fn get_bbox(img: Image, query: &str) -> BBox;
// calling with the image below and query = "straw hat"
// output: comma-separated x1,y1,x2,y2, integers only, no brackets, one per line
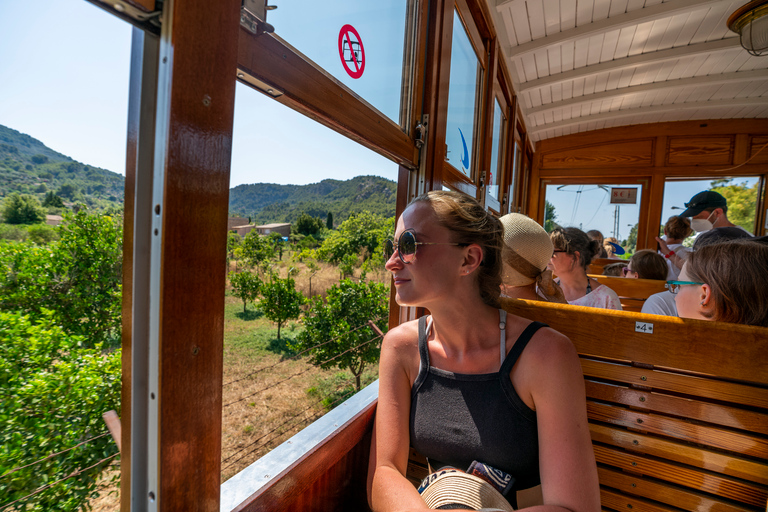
419,470,514,511
499,214,553,287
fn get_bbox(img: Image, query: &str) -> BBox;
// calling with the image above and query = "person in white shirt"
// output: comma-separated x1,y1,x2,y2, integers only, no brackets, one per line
657,216,692,280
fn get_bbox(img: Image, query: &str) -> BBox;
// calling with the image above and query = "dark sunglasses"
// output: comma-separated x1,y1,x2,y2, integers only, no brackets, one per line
384,230,468,264
622,267,634,276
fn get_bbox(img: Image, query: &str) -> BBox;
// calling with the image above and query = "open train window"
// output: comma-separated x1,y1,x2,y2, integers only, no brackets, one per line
543,183,644,255
661,177,762,237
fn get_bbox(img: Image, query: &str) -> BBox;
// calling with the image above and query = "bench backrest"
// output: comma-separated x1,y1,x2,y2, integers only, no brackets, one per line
588,257,624,275
502,298,768,512
588,274,668,312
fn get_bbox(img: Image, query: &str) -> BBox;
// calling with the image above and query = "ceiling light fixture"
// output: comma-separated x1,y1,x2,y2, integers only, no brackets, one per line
727,0,768,56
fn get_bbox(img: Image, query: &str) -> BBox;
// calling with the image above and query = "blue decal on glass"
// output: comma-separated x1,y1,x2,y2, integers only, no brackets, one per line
458,128,469,170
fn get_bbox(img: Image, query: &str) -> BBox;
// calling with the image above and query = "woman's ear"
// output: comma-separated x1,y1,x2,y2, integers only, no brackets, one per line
460,243,484,275
700,283,713,310
572,250,581,270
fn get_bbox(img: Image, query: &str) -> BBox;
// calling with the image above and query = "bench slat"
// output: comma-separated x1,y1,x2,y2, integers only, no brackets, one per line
501,298,768,385
593,445,768,506
588,402,768,459
589,275,668,298
585,380,768,435
590,424,768,486
581,359,768,409
601,488,701,512
597,467,757,512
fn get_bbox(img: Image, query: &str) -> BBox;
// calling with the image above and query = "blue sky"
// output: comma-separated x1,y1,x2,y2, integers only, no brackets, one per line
0,0,398,187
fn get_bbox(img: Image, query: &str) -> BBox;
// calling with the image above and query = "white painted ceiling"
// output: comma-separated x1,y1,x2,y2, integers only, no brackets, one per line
487,0,768,144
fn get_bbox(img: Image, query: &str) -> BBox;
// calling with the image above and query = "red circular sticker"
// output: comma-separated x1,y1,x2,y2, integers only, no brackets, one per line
338,24,365,79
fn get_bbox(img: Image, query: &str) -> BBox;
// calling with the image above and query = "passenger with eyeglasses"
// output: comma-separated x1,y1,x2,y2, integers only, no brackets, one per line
547,227,622,310
368,190,600,511
622,250,667,281
673,241,768,326
642,227,762,320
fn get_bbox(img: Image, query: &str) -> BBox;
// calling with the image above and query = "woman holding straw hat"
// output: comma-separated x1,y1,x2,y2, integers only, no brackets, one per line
367,191,599,511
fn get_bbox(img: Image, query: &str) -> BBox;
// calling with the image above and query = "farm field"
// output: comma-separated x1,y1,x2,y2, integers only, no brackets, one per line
87,259,386,511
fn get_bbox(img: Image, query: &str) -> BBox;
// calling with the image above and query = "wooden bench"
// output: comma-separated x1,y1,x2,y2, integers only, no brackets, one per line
588,257,625,276
502,298,768,512
227,303,768,512
589,274,668,312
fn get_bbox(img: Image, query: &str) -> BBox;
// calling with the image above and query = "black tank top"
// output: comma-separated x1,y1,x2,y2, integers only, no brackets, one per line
409,312,547,495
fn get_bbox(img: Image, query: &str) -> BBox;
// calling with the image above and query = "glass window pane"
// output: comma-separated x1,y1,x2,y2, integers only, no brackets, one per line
544,184,643,254
445,10,482,178
661,177,759,237
268,0,413,125
487,99,504,200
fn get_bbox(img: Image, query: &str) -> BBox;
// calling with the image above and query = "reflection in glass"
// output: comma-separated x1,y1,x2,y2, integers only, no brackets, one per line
487,99,504,200
267,0,414,125
445,10,482,178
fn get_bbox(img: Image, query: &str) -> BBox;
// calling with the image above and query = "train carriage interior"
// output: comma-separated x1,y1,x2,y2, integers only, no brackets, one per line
5,0,768,510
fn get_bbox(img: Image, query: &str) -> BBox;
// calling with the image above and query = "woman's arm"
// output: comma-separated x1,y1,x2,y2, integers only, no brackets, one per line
367,324,430,512
521,329,601,512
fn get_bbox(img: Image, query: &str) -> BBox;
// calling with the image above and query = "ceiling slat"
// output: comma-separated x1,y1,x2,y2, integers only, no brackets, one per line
529,70,768,117
504,0,723,58
528,97,768,135
516,38,739,93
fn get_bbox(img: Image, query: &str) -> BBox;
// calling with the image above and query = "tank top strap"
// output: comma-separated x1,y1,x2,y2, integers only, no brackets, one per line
499,321,548,374
413,315,431,394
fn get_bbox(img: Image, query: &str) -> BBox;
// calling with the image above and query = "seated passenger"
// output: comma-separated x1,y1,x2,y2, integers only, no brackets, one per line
622,250,667,281
673,240,768,327
499,213,566,303
549,228,622,310
586,229,608,260
658,216,693,279
369,191,600,511
643,226,754,317
603,237,624,259
657,226,752,272
602,261,627,277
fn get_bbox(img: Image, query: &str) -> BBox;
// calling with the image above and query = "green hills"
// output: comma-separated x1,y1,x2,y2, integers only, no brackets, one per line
229,175,396,225
0,124,396,223
0,124,125,210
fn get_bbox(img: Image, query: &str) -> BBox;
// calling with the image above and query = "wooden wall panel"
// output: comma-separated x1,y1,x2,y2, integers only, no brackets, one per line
666,136,733,166
541,140,653,169
749,136,768,164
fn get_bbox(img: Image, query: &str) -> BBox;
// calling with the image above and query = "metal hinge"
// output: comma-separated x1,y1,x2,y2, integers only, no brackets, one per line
241,0,276,35
414,115,428,150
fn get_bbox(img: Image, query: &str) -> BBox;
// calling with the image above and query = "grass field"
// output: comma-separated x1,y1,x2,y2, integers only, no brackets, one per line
88,257,386,510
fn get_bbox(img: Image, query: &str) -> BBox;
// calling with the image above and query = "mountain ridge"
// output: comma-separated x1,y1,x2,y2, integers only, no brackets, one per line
0,124,396,221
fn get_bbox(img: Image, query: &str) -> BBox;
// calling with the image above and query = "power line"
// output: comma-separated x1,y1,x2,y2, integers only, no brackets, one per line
0,452,119,511
223,334,382,408
0,431,111,480
222,318,382,388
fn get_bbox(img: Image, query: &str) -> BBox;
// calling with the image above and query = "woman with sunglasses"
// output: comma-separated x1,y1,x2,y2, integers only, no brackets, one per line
673,241,768,326
368,191,600,511
547,227,622,310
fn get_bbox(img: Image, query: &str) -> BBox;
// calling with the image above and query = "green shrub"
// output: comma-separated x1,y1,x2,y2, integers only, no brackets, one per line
0,310,121,511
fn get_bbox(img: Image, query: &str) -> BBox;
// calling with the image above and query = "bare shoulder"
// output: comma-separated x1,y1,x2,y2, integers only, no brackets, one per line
381,320,419,368
521,324,580,375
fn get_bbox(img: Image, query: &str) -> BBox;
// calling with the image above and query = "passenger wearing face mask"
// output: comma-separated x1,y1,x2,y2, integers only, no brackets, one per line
656,190,752,271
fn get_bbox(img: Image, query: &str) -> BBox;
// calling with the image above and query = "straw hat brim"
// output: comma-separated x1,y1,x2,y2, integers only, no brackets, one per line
420,471,515,511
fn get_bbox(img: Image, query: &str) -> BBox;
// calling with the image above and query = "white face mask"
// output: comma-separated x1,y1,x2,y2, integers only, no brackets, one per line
690,211,715,233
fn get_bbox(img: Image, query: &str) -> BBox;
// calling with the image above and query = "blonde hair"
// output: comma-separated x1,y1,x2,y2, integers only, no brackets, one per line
410,191,503,307
685,241,768,327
